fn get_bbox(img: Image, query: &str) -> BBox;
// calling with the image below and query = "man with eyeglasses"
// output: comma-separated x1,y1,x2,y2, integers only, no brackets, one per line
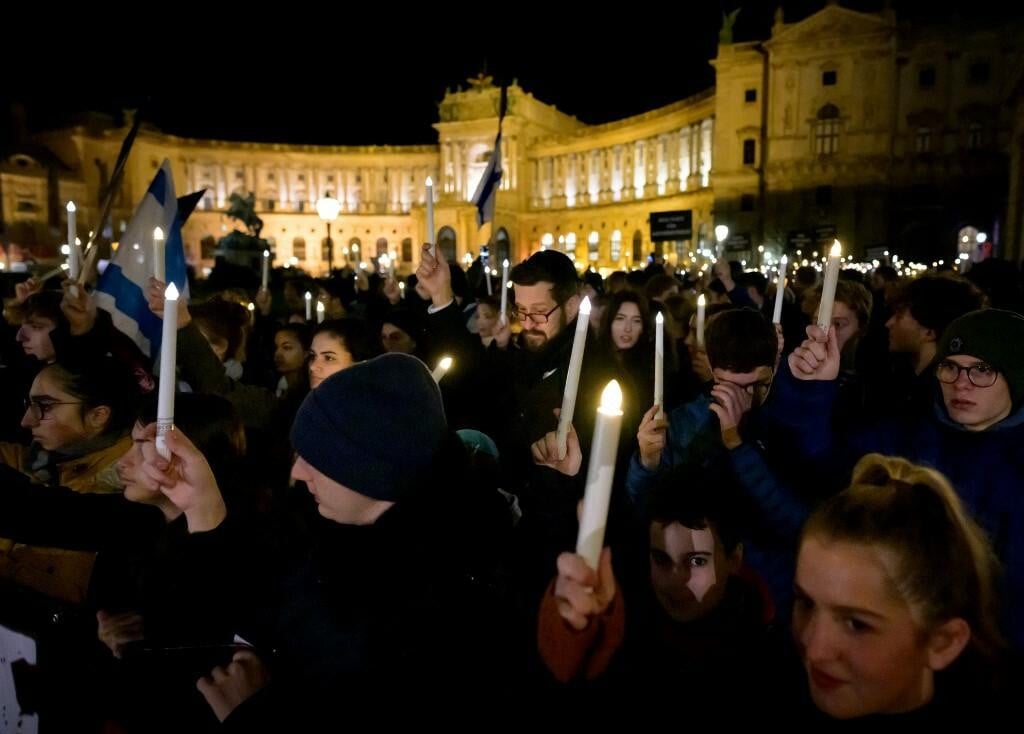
784,308,1024,649
626,308,806,614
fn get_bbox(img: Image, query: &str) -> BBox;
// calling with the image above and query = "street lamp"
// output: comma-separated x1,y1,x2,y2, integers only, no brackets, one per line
316,191,341,273
714,224,729,261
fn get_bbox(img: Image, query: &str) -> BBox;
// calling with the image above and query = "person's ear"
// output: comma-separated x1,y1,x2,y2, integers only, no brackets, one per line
926,618,971,672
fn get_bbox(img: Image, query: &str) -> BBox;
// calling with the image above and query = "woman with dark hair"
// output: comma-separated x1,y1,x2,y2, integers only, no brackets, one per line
308,318,376,389
0,356,138,603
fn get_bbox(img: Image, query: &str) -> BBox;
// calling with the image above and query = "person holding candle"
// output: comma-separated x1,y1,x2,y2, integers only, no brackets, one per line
781,308,1024,649
536,466,789,707
145,354,516,724
628,308,808,614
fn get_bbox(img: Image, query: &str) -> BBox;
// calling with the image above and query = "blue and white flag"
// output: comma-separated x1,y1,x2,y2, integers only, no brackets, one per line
95,160,189,358
470,87,508,228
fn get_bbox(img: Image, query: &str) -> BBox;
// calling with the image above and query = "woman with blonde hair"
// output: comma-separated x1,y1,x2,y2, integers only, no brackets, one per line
794,453,1007,721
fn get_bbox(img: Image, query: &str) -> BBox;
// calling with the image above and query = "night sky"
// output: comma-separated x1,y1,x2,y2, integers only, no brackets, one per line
1,1,1015,148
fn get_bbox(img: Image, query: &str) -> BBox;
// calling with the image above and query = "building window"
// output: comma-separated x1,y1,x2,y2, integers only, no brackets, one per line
235,170,244,180
815,105,840,155
566,232,577,255
401,238,413,262
968,61,991,86
816,186,833,207
327,175,334,182
915,127,932,153
541,233,554,250
918,67,936,89
292,237,306,260
632,230,643,264
968,123,984,150
296,201,306,213
610,230,622,262
588,231,600,261
744,88,757,103
297,174,305,182
202,195,214,211
742,139,756,165
740,194,756,212
822,70,837,86
268,173,275,182
264,200,275,211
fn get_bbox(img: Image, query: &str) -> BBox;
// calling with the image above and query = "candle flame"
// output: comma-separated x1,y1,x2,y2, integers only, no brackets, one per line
438,356,453,371
655,312,664,324
425,176,433,187
697,294,706,307
304,291,312,300
599,380,624,413
830,240,842,257
153,227,164,241
66,201,76,213
578,296,592,315
164,283,179,301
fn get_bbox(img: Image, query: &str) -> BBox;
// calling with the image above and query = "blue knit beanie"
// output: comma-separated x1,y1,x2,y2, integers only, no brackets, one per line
290,353,447,501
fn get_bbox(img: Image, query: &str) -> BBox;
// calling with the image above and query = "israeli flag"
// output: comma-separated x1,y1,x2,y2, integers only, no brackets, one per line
95,160,189,357
470,87,507,228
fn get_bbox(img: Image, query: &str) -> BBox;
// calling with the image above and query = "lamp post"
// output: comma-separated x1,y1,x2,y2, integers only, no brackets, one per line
316,191,341,274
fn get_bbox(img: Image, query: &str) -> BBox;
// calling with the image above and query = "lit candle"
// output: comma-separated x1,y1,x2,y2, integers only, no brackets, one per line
304,291,312,321
399,281,406,299
261,249,270,291
66,202,78,279
499,258,510,324
576,380,624,572
772,255,788,324
696,293,706,347
556,296,592,460
152,226,165,282
654,312,664,420
316,300,325,324
432,355,453,383
425,176,435,259
817,241,842,335
156,283,180,461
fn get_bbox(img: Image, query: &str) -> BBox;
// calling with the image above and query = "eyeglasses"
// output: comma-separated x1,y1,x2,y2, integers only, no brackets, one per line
512,303,562,325
23,398,83,421
935,360,999,388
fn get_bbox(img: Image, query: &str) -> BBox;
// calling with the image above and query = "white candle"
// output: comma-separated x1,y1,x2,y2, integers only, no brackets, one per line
66,202,78,279
655,312,664,420
156,283,180,461
817,241,843,334
399,281,406,299
316,300,325,324
262,249,270,291
556,295,592,460
696,293,706,347
576,380,624,572
152,226,165,282
304,291,312,321
432,355,453,383
425,176,435,259
772,255,788,325
499,258,510,324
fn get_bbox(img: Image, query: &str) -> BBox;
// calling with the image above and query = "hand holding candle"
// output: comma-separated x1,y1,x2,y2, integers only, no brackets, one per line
556,296,592,460
576,380,624,572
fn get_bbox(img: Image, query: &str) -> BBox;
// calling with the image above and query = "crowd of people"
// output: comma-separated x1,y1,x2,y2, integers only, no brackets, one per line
1,242,1022,729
